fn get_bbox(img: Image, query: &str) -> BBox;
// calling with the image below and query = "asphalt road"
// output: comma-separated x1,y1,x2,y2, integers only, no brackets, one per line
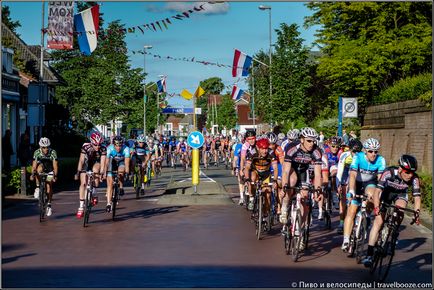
2,165,432,288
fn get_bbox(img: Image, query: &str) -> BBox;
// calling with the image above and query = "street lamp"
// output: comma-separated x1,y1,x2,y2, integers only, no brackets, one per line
259,5,272,125
143,45,152,137
157,74,165,136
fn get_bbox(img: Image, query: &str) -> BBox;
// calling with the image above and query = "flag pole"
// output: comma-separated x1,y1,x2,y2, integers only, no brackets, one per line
193,95,197,131
252,62,256,129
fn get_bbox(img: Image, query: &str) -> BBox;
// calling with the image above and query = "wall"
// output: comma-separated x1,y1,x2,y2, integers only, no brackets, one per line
361,99,432,173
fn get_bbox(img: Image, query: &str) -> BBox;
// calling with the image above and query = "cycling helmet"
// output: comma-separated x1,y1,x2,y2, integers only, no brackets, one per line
267,132,277,144
256,138,270,149
300,127,318,139
330,136,341,146
363,138,380,150
179,137,184,142
398,154,418,172
245,130,256,138
39,137,51,147
349,138,363,152
137,134,146,143
155,140,160,146
90,132,103,146
286,129,298,141
278,133,285,140
148,138,154,144
113,136,124,146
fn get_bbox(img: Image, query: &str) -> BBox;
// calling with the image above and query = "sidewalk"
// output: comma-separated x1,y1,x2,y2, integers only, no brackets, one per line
157,179,234,206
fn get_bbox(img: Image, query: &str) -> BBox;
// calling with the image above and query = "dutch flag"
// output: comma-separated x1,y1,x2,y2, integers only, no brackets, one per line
157,78,167,93
232,49,252,78
74,5,100,56
231,86,244,101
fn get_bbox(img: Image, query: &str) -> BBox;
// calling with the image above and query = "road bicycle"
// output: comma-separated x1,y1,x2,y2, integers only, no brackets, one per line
322,186,333,230
36,172,53,222
283,185,314,262
250,179,274,240
133,161,145,199
347,192,370,263
369,202,418,282
107,170,120,221
80,170,97,227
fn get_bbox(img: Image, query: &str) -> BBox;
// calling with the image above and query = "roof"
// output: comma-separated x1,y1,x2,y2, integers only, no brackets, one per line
1,22,63,84
165,116,183,123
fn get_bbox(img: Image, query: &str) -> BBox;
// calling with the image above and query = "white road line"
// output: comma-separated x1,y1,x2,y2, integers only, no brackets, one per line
177,170,216,183
136,199,159,202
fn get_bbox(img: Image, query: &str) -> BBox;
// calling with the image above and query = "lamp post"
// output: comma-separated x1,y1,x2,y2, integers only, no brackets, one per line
143,45,152,136
259,5,272,124
157,74,165,135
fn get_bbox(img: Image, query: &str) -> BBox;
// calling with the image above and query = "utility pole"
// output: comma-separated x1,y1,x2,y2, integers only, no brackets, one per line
143,45,152,136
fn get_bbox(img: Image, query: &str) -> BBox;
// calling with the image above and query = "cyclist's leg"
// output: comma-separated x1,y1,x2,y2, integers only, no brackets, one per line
342,183,363,249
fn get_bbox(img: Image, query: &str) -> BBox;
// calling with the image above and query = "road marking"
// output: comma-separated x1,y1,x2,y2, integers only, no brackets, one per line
136,199,159,202
177,170,216,183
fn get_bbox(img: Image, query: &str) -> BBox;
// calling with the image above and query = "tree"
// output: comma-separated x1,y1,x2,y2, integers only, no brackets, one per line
216,94,237,130
2,6,21,35
197,77,225,131
249,23,312,127
304,2,432,117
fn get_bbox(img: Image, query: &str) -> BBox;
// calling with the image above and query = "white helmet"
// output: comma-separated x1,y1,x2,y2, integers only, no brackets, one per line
288,129,300,141
363,138,380,150
300,127,318,139
148,138,154,144
278,133,285,140
39,137,51,147
179,137,184,142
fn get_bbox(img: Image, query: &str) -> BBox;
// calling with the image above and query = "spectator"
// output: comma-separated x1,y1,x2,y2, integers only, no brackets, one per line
2,129,13,171
18,129,32,166
319,131,325,148
342,129,349,145
349,130,357,139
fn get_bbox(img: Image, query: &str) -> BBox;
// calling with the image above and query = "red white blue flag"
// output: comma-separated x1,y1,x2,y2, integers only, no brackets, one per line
232,49,252,77
157,78,167,93
74,5,99,56
231,86,244,101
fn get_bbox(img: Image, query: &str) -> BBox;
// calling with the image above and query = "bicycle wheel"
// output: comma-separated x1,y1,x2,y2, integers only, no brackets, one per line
290,210,302,262
304,200,312,250
39,183,46,222
112,185,118,221
376,229,396,282
243,185,249,211
83,188,92,227
134,170,140,199
355,215,368,263
256,194,263,240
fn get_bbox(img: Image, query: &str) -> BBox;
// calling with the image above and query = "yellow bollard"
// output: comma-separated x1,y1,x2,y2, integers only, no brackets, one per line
192,149,199,190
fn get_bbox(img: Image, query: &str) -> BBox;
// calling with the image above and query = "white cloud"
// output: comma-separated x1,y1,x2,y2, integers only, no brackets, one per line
165,2,230,15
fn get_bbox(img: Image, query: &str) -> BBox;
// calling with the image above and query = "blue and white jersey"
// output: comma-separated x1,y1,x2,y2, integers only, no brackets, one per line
233,143,243,168
107,144,130,162
350,152,386,182
134,144,148,156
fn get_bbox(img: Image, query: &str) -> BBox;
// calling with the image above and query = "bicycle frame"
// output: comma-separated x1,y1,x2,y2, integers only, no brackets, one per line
81,170,95,227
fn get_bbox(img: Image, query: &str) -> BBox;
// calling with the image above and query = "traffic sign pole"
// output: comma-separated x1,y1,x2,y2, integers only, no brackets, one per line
192,149,199,194
187,131,205,195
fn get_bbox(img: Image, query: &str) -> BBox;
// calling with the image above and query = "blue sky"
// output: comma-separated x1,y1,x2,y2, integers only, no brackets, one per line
4,1,319,108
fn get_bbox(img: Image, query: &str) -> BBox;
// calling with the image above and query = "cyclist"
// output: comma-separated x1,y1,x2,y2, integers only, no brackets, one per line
335,138,363,233
232,135,244,205
267,132,285,215
75,132,107,218
168,136,177,168
240,130,257,206
177,137,189,170
281,127,323,245
276,133,286,147
341,138,386,251
105,136,130,212
30,137,58,217
362,154,421,267
212,135,223,166
202,134,213,169
281,129,300,152
244,137,278,214
133,134,150,195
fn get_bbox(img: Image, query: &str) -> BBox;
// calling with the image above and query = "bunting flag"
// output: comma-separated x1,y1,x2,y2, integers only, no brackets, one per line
194,86,205,98
74,5,100,55
231,86,244,101
232,49,252,77
180,89,193,100
157,78,167,93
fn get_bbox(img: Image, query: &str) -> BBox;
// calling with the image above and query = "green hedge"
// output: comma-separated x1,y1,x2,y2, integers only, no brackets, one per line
408,171,432,214
374,73,432,105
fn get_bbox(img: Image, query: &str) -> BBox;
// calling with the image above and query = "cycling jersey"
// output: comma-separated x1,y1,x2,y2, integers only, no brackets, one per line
80,143,107,169
350,152,386,183
168,140,177,151
178,141,187,153
203,140,212,151
214,139,222,149
336,151,352,186
33,148,58,172
246,150,277,180
241,142,256,158
134,144,148,163
233,143,243,168
377,166,421,203
326,151,340,169
284,143,322,174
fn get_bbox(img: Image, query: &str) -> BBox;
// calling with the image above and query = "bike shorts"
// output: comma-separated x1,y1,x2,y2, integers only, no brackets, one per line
107,159,125,177
380,191,408,204
254,170,271,182
348,180,376,206
295,170,311,187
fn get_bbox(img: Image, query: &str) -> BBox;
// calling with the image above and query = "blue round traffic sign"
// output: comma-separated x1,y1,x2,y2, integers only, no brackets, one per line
187,131,205,149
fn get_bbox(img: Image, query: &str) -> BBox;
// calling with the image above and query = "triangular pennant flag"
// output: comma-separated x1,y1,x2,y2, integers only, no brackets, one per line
194,86,205,98
156,21,163,31
162,20,168,30
138,26,144,34
166,18,172,24
182,12,190,18
180,89,193,100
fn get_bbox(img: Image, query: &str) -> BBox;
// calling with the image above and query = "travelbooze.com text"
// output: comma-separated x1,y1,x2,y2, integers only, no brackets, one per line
293,281,432,289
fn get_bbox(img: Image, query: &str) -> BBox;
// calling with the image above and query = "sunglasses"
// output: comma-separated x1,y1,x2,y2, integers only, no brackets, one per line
41,146,48,149
401,167,414,174
247,138,256,141
367,150,378,154
305,139,315,143
114,143,122,147
331,145,338,148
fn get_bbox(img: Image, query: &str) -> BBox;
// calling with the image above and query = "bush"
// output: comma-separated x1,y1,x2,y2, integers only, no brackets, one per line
408,171,432,213
374,73,432,105
6,167,21,192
